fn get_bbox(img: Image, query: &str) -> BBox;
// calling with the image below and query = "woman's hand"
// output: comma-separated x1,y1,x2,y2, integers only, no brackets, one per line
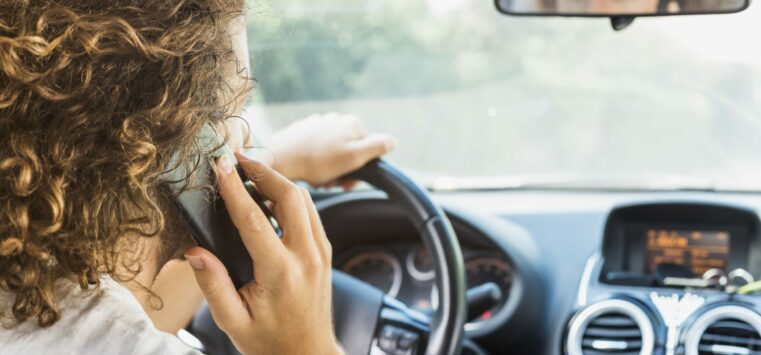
268,113,396,188
184,153,342,355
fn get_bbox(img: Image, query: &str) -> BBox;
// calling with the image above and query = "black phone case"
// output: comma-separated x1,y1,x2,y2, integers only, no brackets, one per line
167,126,278,288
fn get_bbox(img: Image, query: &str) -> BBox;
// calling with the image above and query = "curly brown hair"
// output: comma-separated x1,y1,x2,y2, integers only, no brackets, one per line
0,0,246,327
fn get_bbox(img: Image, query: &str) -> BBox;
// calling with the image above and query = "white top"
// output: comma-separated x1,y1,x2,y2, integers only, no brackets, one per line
0,277,203,355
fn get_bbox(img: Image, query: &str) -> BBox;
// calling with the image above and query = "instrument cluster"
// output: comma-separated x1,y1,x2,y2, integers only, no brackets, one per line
336,242,513,328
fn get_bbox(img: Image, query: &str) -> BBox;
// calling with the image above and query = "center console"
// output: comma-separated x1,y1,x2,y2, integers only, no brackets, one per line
564,201,761,355
601,203,759,289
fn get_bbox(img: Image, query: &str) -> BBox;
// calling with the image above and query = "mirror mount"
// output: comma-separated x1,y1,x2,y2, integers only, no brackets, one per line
610,16,636,31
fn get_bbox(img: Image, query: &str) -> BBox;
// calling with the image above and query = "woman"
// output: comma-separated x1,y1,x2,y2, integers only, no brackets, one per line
0,0,394,353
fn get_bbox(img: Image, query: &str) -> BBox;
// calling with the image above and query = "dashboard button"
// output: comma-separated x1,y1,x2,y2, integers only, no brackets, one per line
377,325,420,355
378,325,401,352
397,332,419,352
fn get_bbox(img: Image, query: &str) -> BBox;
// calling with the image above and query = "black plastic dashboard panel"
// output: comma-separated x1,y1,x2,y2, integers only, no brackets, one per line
315,191,546,355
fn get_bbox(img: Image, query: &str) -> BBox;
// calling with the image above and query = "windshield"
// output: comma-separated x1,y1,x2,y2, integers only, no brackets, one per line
243,0,761,191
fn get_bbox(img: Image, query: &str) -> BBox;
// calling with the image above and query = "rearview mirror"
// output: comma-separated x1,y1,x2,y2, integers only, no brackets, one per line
495,0,749,16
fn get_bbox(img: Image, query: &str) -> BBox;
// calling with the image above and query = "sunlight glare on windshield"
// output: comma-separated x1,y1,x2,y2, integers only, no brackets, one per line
424,0,473,13
655,5,761,64
244,0,761,191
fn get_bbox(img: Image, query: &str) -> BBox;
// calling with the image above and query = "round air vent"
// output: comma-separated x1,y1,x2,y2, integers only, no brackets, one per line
684,305,761,355
566,299,654,355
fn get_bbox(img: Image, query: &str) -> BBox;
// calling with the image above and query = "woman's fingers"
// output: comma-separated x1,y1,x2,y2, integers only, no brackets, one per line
234,153,319,257
215,156,284,264
197,152,339,355
345,132,396,165
185,247,249,334
341,179,359,191
299,188,331,265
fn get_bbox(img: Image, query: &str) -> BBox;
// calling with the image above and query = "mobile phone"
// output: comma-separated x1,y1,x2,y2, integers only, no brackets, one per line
167,124,280,288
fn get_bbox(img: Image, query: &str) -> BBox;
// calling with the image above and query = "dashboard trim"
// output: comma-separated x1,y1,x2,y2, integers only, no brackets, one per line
683,304,761,355
339,248,404,297
405,245,436,282
566,298,655,355
576,252,601,307
650,292,705,355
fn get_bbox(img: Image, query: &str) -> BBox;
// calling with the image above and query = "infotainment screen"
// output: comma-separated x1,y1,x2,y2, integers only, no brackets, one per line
645,228,730,276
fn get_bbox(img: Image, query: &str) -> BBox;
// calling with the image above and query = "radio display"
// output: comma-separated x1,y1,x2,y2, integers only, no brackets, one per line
645,228,730,276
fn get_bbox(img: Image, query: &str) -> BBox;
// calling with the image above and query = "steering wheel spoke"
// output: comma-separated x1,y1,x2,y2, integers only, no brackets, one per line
370,296,431,355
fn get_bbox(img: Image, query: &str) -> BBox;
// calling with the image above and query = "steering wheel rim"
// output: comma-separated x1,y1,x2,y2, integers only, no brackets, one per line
345,160,467,355
189,160,467,355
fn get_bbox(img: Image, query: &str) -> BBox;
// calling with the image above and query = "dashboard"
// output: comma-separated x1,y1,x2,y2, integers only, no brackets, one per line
314,189,761,355
337,242,513,325
316,192,545,353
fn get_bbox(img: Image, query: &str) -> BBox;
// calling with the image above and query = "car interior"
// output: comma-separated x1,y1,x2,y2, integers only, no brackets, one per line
180,0,761,354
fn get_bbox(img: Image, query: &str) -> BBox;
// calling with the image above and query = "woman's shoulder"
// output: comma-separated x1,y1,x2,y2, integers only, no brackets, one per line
0,276,203,355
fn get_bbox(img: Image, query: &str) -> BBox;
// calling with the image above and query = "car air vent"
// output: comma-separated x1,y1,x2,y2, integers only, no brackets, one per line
685,305,761,355
582,312,642,354
566,299,654,355
699,319,761,354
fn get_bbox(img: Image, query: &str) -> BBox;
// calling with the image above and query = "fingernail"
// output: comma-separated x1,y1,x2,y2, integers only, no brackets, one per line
234,151,248,160
185,255,205,270
235,151,263,165
217,155,234,175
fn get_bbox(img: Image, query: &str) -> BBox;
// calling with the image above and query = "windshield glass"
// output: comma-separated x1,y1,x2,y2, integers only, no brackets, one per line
243,0,761,191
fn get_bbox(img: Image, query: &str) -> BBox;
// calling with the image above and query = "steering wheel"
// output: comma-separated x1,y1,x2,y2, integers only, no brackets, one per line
189,160,468,355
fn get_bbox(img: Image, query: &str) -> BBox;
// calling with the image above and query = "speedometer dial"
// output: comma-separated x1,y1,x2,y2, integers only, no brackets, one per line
406,244,435,281
465,256,512,322
340,250,402,297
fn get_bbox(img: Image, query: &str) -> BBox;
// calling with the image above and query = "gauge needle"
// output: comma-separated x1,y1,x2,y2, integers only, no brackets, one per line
466,282,502,321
